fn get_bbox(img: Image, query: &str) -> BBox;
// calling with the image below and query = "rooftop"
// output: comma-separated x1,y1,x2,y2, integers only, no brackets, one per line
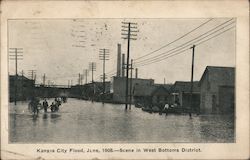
199,66,235,86
171,81,200,93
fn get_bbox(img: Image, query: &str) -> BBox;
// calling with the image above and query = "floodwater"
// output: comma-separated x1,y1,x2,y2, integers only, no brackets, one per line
9,98,234,143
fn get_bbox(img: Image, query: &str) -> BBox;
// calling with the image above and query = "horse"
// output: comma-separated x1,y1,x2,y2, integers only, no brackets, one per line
28,99,40,115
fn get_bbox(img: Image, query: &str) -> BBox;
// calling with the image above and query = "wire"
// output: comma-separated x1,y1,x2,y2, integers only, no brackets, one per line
135,18,234,65
134,19,235,66
133,18,213,61
135,25,235,67
135,22,235,67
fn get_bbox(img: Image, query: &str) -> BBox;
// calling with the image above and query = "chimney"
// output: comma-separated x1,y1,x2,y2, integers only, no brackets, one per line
135,68,138,79
122,53,125,77
116,43,121,77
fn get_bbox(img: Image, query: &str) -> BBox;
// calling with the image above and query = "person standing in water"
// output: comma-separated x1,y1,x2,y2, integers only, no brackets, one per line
43,99,48,113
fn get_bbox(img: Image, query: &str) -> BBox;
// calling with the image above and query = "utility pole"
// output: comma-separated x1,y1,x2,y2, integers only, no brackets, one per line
121,21,138,110
34,74,36,84
89,62,96,99
189,45,195,118
78,73,81,85
129,59,134,109
99,48,109,94
84,69,88,84
81,74,84,85
28,69,36,90
9,48,23,105
21,70,24,100
28,70,36,81
89,62,96,83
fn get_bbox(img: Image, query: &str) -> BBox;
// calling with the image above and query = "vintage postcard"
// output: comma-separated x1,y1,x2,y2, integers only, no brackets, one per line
1,0,249,159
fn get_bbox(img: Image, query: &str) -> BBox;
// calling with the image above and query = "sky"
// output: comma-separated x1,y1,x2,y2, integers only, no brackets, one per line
8,18,235,85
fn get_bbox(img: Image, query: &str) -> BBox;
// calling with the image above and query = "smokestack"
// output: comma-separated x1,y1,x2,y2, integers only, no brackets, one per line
135,68,138,79
117,43,121,77
122,53,125,77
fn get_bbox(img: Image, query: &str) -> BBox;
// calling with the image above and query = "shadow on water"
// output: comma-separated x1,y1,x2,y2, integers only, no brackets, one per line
42,113,48,120
32,114,39,121
50,113,61,123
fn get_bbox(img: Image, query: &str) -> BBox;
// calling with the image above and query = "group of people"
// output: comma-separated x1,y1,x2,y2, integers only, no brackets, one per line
29,97,66,115
49,98,62,112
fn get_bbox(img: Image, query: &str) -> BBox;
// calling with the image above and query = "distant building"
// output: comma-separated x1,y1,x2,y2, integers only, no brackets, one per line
133,84,156,106
9,75,35,101
133,84,171,107
170,81,200,112
111,76,154,103
151,85,171,105
70,82,111,100
199,66,235,114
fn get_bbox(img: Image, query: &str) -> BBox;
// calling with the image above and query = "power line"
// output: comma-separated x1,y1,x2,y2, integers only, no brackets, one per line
134,19,235,66
135,18,234,65
133,18,213,61
135,25,235,67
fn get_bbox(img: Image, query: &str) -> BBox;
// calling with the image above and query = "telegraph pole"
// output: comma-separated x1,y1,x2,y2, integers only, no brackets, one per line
78,73,81,85
34,74,36,84
189,45,195,118
21,70,24,100
99,48,109,94
28,70,36,81
9,48,23,105
121,22,138,110
89,62,96,99
89,62,96,83
84,69,88,84
129,59,134,109
81,74,84,85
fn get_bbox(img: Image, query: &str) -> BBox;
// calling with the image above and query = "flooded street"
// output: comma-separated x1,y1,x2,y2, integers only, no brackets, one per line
9,98,234,143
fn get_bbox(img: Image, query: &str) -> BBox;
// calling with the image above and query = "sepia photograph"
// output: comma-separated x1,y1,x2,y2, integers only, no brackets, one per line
1,1,249,160
8,18,235,143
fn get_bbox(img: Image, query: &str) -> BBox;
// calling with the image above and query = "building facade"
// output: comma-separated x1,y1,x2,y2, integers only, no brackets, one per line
9,75,35,101
111,76,154,103
170,81,200,112
199,66,235,114
133,84,171,109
